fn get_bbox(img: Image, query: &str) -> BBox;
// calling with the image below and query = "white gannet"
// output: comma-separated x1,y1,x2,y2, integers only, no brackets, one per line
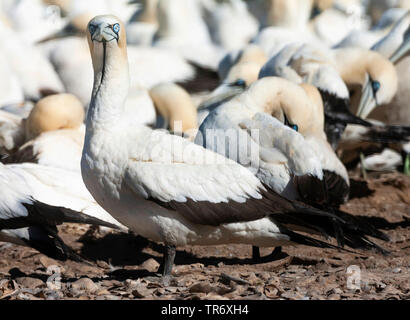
258,43,372,149
149,82,198,139
195,44,268,124
368,0,410,25
3,94,86,172
81,15,388,276
369,14,410,126
0,50,24,107
38,12,195,106
198,77,350,207
334,9,409,50
0,161,126,260
248,0,313,29
0,18,64,101
334,48,398,119
197,76,388,258
259,42,399,120
201,0,258,51
126,0,159,46
153,0,226,70
0,108,27,154
218,44,268,82
4,0,66,44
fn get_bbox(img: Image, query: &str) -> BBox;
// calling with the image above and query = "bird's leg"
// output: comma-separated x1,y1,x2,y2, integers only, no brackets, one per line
158,244,176,277
267,246,282,260
253,246,283,263
252,246,261,262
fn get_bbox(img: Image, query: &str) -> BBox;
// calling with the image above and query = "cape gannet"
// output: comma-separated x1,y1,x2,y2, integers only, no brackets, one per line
81,15,388,276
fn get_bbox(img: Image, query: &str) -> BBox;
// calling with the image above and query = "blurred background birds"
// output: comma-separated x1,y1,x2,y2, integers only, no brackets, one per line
0,0,409,273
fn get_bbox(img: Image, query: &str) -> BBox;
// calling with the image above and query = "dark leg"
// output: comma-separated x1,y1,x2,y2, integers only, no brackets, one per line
252,246,261,262
268,246,282,260
253,246,283,263
158,245,176,277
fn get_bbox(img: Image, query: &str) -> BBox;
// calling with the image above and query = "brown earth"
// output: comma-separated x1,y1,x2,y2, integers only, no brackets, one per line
0,172,409,300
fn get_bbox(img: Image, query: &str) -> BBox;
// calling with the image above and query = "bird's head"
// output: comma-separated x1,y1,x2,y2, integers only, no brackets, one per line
390,25,410,64
357,58,398,119
86,15,128,95
87,15,127,53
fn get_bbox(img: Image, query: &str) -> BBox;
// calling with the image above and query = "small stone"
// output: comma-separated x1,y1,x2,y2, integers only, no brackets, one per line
189,282,213,294
247,273,263,286
39,256,59,269
96,260,110,269
140,258,160,273
125,279,139,289
264,285,279,299
392,268,401,274
96,289,111,296
327,287,343,296
70,278,99,294
362,281,372,293
173,265,191,275
132,284,152,298
15,277,45,289
376,282,387,292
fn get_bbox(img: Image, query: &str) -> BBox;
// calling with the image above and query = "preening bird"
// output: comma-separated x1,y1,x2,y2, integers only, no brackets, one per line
1,94,85,171
81,15,388,277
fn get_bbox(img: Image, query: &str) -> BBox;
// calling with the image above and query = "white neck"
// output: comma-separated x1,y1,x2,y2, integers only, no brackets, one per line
86,44,130,132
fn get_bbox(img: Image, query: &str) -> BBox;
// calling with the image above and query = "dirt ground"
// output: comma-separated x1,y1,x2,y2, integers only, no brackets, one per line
0,172,409,300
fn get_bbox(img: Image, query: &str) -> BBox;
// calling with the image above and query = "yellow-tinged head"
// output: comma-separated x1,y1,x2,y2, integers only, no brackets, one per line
149,83,198,135
86,15,129,97
245,77,324,136
25,93,84,140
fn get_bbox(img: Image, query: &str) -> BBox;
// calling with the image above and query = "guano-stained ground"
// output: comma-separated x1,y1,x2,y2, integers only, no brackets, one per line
0,172,409,300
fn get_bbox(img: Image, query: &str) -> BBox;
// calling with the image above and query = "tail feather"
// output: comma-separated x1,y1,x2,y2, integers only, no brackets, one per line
26,200,120,230
363,125,410,144
18,226,92,263
271,198,389,254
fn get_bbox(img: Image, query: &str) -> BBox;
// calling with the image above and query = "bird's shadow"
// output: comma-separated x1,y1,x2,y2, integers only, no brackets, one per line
348,178,374,199
78,232,286,272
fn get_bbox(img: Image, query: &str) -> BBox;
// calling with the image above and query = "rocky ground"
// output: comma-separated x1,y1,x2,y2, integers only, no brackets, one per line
0,172,409,300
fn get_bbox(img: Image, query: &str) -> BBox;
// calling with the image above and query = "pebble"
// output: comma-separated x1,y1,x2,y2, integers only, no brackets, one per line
189,282,213,294
140,258,160,273
132,284,153,298
392,268,401,274
70,278,99,294
39,256,59,269
15,277,45,289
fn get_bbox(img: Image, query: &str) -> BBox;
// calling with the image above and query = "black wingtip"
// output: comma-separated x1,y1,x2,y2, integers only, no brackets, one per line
29,201,121,230
22,226,92,263
363,124,410,144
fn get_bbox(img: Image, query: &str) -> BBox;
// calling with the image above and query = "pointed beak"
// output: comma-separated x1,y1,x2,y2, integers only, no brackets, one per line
197,82,245,112
389,27,410,64
36,24,78,44
90,25,119,43
356,76,377,119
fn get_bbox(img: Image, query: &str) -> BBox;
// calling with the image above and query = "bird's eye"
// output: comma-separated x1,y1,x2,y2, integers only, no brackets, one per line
112,23,120,34
234,79,246,87
372,80,381,93
284,113,298,131
88,24,96,34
